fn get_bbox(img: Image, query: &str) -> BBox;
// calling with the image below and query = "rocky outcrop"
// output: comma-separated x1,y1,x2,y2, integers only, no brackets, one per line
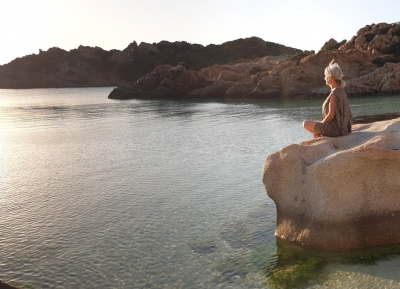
109,22,400,100
262,118,400,251
2,22,400,98
340,22,400,67
321,38,346,50
0,46,120,88
0,37,300,89
109,56,287,99
341,22,400,54
109,63,214,99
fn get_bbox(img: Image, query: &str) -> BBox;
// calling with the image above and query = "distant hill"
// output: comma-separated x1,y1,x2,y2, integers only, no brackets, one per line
0,37,301,88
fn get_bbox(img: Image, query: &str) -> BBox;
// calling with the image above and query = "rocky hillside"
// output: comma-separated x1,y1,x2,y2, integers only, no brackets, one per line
109,22,400,100
0,38,300,88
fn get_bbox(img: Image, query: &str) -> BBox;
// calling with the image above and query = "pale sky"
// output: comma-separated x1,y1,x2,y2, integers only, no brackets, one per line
0,0,399,65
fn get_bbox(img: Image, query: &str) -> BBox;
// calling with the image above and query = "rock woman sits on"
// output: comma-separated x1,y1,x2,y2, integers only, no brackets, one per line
303,60,353,138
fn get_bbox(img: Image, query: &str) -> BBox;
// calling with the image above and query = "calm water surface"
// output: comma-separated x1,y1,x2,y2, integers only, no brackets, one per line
1,88,400,288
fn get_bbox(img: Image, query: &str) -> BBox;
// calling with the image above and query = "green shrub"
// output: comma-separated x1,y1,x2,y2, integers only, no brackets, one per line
287,50,315,64
249,66,263,75
365,33,376,42
372,54,400,67
394,27,400,37
384,42,400,54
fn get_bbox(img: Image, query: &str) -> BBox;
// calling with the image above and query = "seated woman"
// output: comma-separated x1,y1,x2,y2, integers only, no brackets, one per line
303,60,353,138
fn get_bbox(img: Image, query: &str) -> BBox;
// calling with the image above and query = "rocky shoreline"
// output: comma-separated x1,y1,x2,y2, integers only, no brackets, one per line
1,22,399,101
108,22,400,100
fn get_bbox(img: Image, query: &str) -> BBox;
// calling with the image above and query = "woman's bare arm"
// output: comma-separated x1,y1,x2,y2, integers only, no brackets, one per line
322,94,336,123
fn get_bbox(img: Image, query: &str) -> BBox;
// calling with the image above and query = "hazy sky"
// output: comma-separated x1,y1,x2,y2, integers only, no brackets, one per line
1,0,399,65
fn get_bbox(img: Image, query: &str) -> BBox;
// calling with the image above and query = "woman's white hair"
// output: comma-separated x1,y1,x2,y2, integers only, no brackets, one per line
325,59,345,87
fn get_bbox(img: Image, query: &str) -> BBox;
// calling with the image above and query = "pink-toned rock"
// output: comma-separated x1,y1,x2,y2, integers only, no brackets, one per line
217,70,246,82
134,65,174,91
345,63,400,95
367,34,392,52
187,80,235,96
156,64,213,94
198,55,286,81
260,49,375,98
225,80,256,96
379,67,400,92
262,118,400,250
345,23,400,54
109,64,214,98
355,35,367,50
357,27,367,37
257,76,283,90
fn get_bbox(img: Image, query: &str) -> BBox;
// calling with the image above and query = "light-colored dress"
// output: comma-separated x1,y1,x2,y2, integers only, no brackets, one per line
314,87,353,137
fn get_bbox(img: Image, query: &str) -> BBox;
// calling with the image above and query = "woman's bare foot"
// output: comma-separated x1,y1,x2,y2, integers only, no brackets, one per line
314,134,322,138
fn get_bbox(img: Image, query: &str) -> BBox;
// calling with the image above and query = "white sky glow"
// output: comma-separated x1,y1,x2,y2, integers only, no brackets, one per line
0,0,399,65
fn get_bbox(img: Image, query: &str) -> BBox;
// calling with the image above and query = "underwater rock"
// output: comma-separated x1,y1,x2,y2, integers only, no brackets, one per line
0,280,19,289
262,117,400,250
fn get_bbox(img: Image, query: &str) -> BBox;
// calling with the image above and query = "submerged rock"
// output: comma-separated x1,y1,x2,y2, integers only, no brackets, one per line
262,118,400,250
0,280,19,289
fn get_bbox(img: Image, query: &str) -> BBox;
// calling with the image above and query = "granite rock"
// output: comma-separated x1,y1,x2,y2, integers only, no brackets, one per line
262,118,400,250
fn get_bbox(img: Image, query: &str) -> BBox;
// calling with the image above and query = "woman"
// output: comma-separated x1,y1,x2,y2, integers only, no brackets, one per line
303,60,352,138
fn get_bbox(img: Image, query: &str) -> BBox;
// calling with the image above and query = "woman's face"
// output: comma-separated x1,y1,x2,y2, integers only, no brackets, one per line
324,74,332,86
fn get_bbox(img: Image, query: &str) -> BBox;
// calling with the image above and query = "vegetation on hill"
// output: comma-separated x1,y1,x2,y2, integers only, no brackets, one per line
287,50,315,64
372,41,400,67
0,37,301,88
116,37,301,82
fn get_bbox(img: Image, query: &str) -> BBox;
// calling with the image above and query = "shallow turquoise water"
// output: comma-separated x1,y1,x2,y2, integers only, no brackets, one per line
1,88,400,288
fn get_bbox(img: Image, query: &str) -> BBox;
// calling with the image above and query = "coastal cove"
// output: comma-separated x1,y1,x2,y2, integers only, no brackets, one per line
2,87,400,288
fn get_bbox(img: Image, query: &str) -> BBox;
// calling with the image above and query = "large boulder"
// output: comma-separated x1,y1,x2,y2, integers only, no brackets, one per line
262,118,400,251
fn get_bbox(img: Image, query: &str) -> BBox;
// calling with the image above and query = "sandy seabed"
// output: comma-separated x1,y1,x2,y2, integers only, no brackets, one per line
307,256,400,289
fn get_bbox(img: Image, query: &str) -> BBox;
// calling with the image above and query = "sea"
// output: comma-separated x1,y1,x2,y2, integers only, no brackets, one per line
1,87,400,288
